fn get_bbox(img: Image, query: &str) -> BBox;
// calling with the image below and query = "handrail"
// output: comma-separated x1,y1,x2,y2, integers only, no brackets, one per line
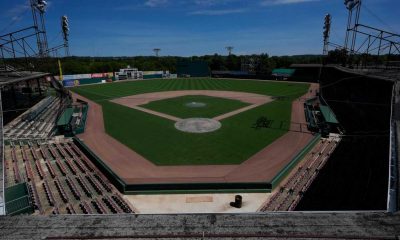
0,91,5,215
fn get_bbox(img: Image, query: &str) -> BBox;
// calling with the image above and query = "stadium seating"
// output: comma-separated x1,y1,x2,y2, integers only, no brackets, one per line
79,201,92,214
65,177,81,200
66,203,76,214
64,159,77,175
3,137,136,215
54,178,69,203
259,137,341,211
45,162,57,179
3,96,69,139
43,180,55,206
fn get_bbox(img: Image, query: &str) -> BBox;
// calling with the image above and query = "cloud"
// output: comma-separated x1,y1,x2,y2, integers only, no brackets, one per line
144,0,168,7
6,0,52,21
260,0,319,6
189,8,246,15
7,1,30,18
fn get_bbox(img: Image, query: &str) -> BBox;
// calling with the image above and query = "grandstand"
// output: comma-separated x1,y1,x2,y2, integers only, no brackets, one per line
0,67,134,215
259,135,341,211
3,96,69,139
0,0,398,238
3,138,134,215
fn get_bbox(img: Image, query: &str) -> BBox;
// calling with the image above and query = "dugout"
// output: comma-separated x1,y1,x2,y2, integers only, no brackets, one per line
304,97,341,136
271,68,296,80
57,101,89,136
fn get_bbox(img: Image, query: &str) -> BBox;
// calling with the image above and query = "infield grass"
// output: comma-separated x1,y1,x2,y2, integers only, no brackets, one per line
72,78,309,165
140,95,250,119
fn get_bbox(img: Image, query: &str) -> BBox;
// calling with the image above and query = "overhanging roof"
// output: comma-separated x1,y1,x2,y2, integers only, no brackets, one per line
272,68,295,76
0,71,50,87
320,105,339,124
290,64,323,68
57,107,73,126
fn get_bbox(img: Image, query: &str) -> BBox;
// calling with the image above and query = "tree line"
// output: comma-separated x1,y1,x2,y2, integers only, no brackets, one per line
5,51,397,76
27,54,323,75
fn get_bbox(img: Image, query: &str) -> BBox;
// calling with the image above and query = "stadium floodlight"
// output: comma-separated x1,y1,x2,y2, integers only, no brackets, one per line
323,14,331,55
153,48,161,57
61,15,69,41
35,0,47,13
344,0,360,10
226,46,234,55
323,14,331,39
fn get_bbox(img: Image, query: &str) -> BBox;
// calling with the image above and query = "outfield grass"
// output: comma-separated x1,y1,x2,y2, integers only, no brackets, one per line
140,95,250,119
72,78,310,165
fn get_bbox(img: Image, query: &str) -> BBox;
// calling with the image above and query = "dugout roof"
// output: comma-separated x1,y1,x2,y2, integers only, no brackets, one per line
272,68,296,77
320,105,339,124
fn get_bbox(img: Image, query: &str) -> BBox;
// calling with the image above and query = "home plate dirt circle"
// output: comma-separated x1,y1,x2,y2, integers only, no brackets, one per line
185,102,207,108
175,118,221,133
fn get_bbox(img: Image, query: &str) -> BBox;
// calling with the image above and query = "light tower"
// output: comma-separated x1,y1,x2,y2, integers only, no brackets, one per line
153,48,161,57
344,0,362,53
61,15,70,56
226,46,234,55
323,14,332,55
30,0,49,57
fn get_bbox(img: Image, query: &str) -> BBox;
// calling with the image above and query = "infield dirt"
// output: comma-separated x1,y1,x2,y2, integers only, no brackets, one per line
72,83,318,184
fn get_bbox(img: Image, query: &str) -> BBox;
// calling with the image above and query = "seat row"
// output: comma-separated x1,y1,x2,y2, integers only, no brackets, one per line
259,139,338,212
4,139,137,215
4,96,63,139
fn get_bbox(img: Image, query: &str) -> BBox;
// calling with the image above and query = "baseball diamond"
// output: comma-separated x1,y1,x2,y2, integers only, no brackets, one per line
70,78,318,191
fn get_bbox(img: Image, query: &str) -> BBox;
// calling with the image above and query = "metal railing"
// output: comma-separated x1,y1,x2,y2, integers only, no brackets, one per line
387,81,400,212
0,91,6,215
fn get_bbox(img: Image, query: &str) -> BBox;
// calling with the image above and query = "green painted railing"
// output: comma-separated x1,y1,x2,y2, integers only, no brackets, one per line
270,134,321,189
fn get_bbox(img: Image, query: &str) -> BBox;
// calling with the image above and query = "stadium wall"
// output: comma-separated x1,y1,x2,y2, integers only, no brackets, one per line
270,134,321,189
73,137,126,192
60,73,115,87
388,81,399,212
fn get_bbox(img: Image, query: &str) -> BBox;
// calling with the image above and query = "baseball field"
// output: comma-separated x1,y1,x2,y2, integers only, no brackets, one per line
71,78,310,166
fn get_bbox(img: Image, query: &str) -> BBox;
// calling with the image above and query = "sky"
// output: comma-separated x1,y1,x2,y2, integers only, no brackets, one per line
0,0,399,57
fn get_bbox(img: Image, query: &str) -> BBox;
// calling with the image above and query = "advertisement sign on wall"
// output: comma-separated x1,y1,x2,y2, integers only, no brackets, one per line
62,74,91,80
62,75,76,81
91,73,106,78
62,79,80,87
63,79,75,87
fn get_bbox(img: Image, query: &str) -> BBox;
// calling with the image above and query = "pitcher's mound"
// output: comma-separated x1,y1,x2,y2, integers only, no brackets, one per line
185,102,207,108
175,118,221,133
